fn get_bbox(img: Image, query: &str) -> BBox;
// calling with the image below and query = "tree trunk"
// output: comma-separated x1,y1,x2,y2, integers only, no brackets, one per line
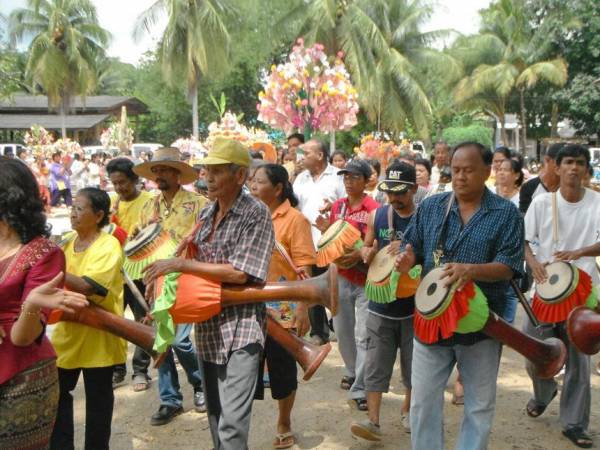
500,115,508,146
550,102,559,138
330,131,336,153
192,83,199,139
519,88,527,155
60,100,67,139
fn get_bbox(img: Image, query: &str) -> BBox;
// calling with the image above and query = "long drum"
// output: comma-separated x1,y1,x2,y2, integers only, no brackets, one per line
415,267,567,379
567,306,600,355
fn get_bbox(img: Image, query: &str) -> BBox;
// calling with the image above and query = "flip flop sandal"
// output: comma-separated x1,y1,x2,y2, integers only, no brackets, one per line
562,428,593,448
340,376,355,390
273,432,295,449
526,389,557,418
451,393,464,405
132,374,150,392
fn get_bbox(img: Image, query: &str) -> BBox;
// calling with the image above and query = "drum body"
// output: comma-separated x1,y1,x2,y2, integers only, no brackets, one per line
103,223,128,247
414,267,489,344
123,223,178,280
316,220,363,268
533,261,597,324
365,245,420,303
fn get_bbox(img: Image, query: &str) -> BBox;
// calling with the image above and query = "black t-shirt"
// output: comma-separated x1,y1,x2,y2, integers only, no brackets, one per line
519,177,547,214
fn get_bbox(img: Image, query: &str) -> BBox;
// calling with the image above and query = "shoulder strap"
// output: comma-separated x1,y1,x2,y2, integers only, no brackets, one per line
274,241,308,280
387,204,395,242
174,218,205,258
551,191,558,245
433,193,455,265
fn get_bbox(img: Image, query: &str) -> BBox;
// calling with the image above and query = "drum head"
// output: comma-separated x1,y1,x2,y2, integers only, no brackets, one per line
124,223,161,256
317,220,345,248
536,261,576,303
415,268,451,316
367,246,395,283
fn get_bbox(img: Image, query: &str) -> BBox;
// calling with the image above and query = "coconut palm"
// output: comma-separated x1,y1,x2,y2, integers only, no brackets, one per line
9,0,110,138
134,0,234,138
282,0,457,138
452,0,567,149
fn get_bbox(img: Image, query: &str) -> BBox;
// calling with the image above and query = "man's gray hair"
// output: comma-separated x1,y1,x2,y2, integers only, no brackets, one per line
229,163,248,181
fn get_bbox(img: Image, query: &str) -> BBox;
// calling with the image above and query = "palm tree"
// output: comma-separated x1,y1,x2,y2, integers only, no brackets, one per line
134,0,234,139
452,0,567,150
9,0,110,138
282,0,456,139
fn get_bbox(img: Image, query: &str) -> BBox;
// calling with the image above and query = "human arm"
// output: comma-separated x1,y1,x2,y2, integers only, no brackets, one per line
143,258,248,285
64,273,98,296
360,210,378,264
440,262,514,290
525,242,548,284
554,242,600,261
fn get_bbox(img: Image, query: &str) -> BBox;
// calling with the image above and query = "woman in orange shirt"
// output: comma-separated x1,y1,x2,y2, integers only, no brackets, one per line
251,164,316,449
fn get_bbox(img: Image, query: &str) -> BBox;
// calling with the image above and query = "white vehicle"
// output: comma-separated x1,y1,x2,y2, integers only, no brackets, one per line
132,143,163,159
0,143,25,157
589,147,600,165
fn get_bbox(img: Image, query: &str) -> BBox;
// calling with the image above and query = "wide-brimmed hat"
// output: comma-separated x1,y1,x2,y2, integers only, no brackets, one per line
133,147,197,184
198,137,251,167
377,162,416,193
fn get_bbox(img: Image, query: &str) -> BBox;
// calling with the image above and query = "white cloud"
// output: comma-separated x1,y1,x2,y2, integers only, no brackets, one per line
2,0,492,65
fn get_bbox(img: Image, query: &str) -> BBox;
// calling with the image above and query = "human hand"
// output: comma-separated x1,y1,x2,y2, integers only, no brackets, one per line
293,304,310,338
360,243,378,265
319,199,333,214
530,259,549,284
440,263,473,290
394,244,416,273
553,249,582,262
387,240,402,256
143,258,182,284
314,214,330,233
337,249,361,267
25,272,89,313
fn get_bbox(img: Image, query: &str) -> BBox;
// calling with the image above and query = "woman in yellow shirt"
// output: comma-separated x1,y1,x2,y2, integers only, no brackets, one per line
50,188,126,450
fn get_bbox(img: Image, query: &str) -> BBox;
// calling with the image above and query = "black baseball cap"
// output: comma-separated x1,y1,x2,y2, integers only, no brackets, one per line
377,162,416,193
338,159,372,179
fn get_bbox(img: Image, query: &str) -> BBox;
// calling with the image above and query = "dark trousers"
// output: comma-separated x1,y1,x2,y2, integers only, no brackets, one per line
114,280,151,378
308,265,330,341
51,366,114,450
50,188,72,207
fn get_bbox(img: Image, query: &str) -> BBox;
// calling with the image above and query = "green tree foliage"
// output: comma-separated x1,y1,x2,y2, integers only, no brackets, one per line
554,74,600,139
442,123,494,149
9,0,110,138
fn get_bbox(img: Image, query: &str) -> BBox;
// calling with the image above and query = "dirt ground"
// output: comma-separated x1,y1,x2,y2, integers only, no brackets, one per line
62,306,600,450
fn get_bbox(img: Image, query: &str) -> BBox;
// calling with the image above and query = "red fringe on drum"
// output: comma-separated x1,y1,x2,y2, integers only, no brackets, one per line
532,269,593,324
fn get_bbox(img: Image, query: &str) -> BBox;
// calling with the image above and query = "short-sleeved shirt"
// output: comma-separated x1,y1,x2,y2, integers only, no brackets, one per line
369,205,415,319
51,232,127,369
525,189,600,285
266,200,317,327
293,164,346,247
519,176,548,214
49,162,70,191
329,195,380,285
141,188,206,242
111,190,153,235
193,192,275,364
404,189,524,346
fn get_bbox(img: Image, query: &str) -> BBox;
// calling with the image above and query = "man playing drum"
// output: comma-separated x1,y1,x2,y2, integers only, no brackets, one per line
134,147,207,424
395,141,524,450
143,138,275,450
351,162,417,441
523,144,600,449
315,159,379,410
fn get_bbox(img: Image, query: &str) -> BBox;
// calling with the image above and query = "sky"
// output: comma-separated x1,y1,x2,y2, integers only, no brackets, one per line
1,0,492,65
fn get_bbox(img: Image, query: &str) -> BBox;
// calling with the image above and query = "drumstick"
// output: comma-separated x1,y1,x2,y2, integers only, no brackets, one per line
510,279,540,328
122,269,150,313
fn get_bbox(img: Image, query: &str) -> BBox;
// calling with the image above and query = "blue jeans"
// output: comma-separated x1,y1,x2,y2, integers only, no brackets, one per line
158,324,203,408
410,338,502,450
503,286,518,323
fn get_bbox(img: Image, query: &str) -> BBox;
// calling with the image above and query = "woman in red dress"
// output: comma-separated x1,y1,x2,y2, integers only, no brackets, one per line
0,157,87,450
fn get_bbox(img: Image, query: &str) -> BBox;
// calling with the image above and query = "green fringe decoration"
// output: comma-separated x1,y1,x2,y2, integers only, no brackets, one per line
123,239,178,280
354,239,364,250
152,271,181,352
365,265,422,304
585,285,599,310
455,284,489,334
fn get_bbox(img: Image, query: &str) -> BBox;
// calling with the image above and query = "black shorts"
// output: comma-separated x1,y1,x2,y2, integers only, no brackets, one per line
255,335,298,400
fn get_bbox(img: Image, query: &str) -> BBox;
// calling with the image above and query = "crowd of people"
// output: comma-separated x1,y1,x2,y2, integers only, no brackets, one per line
0,133,599,450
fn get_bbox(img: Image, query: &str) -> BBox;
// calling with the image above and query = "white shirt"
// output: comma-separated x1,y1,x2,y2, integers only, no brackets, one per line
431,165,443,184
293,164,346,247
525,188,600,285
87,162,101,187
492,186,520,207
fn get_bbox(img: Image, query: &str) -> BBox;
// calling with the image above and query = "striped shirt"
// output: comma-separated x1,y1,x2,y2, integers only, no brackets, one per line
405,189,524,345
193,192,275,364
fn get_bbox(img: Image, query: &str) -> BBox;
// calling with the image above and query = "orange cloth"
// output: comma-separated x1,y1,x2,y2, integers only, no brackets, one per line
267,200,316,327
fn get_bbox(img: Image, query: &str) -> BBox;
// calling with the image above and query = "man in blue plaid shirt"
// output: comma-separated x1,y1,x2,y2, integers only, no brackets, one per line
144,138,274,450
396,142,524,450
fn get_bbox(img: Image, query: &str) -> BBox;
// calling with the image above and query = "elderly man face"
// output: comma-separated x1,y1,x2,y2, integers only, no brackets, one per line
205,164,247,201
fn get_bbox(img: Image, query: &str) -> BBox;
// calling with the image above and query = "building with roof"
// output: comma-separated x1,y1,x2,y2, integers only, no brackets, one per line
0,95,148,144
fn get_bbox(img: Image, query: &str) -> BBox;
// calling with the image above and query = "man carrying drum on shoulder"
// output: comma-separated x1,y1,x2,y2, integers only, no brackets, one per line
143,138,275,450
395,141,524,450
315,159,379,410
105,157,154,391
133,147,207,424
523,144,600,449
351,162,417,441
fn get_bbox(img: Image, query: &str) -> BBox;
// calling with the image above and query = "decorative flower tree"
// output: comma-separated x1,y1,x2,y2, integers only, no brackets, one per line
353,133,401,170
257,38,359,137
205,111,252,147
100,107,134,152
24,125,55,156
171,136,208,158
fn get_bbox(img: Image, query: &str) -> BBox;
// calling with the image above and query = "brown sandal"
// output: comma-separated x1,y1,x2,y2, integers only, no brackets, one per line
273,432,295,449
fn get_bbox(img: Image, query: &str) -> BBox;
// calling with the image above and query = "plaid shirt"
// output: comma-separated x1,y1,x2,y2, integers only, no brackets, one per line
405,189,524,346
193,192,275,364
